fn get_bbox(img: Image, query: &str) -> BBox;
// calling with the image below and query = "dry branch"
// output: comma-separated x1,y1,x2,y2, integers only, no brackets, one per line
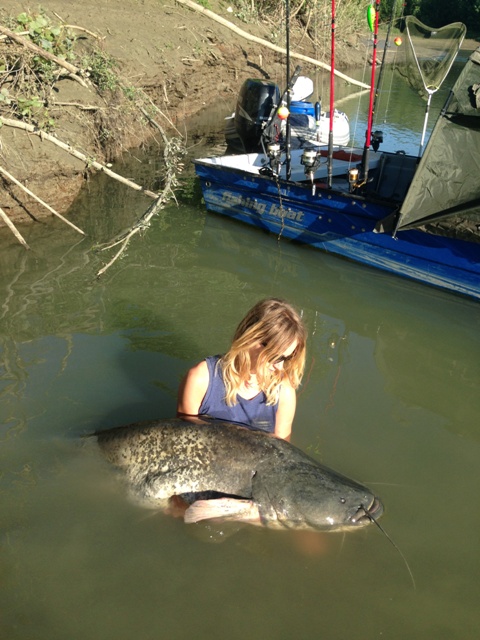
95,173,175,278
52,101,100,111
96,124,185,277
0,116,160,199
62,25,103,40
138,94,182,137
0,165,85,235
175,0,370,89
0,206,29,249
0,25,89,88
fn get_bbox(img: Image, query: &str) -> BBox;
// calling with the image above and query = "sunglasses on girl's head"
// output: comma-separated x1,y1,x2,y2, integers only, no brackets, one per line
262,343,295,365
272,353,295,364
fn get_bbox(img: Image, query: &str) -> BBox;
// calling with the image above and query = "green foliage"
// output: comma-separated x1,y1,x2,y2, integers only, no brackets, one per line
378,0,420,22
16,95,55,130
122,84,139,101
231,0,479,32
16,95,43,116
378,0,479,31
82,51,120,92
231,0,368,44
419,0,480,31
15,11,76,63
0,88,12,105
0,10,79,129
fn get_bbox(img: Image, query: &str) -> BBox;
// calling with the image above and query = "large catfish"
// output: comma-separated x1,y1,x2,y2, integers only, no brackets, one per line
96,418,383,531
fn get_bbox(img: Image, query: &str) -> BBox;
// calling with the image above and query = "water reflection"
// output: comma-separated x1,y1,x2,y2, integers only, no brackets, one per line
198,215,480,440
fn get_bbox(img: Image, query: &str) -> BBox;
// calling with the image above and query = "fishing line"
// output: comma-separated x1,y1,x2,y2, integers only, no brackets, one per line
363,482,410,487
380,58,396,124
337,531,346,555
378,0,406,125
349,38,370,149
365,507,417,590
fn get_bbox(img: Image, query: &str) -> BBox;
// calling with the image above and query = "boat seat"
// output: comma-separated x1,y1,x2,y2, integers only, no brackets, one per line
368,153,418,202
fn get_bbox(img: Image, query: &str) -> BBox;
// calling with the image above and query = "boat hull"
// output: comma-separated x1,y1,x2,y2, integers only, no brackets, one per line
194,158,480,301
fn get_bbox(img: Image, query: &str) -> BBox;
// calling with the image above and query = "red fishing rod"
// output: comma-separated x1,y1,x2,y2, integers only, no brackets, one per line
285,0,292,180
327,0,336,188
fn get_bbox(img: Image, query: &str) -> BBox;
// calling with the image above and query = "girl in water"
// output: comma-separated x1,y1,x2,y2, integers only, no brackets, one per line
177,298,306,440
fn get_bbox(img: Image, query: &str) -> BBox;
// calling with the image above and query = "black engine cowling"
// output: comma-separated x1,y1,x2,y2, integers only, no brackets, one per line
233,79,280,152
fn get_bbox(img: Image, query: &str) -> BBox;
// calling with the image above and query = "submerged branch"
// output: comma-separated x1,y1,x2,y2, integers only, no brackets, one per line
0,116,160,199
96,124,186,278
0,206,30,249
0,165,85,236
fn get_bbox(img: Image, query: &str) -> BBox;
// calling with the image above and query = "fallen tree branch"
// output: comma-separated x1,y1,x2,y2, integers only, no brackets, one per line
139,95,183,137
95,172,175,278
175,0,370,89
0,206,30,249
52,101,100,111
0,25,89,88
0,116,159,199
0,30,28,41
0,165,85,236
139,107,168,145
96,129,185,277
61,24,103,40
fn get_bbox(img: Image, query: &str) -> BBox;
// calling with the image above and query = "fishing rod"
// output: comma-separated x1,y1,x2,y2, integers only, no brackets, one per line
261,0,301,179
361,0,381,185
327,0,336,188
371,0,402,133
260,63,302,168
285,0,292,179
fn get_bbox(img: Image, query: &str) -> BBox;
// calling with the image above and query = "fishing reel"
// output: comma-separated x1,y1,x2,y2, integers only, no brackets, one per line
301,147,321,191
348,168,359,192
371,130,384,152
266,142,282,176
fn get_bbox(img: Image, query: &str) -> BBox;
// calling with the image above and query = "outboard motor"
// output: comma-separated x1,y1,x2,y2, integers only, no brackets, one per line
234,79,281,152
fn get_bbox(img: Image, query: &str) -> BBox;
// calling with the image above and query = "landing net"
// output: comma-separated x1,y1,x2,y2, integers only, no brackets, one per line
403,17,466,155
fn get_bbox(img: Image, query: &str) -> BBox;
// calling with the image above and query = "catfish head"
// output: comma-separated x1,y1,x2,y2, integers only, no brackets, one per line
253,461,384,532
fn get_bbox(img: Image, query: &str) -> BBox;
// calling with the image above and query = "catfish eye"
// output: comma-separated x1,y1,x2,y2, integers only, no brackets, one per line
340,498,346,504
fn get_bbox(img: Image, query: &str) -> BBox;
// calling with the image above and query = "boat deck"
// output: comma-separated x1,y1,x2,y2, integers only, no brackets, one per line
197,147,418,204
197,147,369,180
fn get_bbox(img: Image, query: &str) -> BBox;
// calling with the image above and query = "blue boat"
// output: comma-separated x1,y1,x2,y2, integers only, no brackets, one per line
194,27,480,301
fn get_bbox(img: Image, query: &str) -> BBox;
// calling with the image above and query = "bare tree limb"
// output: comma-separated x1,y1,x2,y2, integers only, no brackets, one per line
0,116,159,199
96,126,185,277
0,165,85,235
0,206,30,249
52,101,100,111
61,24,103,40
95,173,175,277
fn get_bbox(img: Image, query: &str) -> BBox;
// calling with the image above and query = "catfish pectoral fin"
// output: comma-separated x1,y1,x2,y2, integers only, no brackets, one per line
184,497,261,525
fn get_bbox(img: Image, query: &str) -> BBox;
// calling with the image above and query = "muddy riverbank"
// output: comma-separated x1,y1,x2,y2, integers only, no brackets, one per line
0,0,477,230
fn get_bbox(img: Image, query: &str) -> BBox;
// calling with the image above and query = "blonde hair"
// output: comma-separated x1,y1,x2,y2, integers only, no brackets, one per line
220,298,307,406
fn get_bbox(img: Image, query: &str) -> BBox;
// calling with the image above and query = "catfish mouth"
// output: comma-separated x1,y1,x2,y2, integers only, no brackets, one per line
350,496,384,526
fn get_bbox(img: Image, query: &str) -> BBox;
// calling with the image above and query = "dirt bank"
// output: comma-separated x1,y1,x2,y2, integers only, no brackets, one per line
0,1,478,231
0,0,366,228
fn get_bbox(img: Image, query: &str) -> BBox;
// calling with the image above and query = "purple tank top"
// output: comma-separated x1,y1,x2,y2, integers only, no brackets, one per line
198,356,278,433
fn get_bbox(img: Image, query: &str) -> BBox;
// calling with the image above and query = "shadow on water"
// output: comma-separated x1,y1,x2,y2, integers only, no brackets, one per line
1,58,480,640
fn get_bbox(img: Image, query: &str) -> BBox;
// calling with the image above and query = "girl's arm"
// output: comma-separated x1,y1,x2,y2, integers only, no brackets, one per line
274,381,296,441
177,360,209,417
